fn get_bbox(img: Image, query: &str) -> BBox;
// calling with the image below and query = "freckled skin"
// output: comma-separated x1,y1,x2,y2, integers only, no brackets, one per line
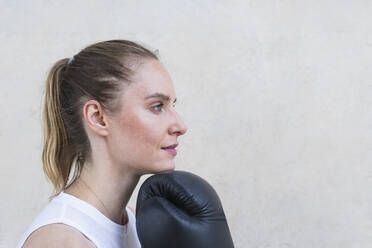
106,59,188,174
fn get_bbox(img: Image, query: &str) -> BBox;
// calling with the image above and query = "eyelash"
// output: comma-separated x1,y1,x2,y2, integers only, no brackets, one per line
152,103,176,112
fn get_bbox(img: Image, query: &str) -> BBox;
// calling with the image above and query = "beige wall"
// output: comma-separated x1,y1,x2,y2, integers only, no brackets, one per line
2,1,372,247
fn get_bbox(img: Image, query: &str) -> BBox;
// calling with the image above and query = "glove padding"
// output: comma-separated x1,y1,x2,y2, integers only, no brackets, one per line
135,170,234,248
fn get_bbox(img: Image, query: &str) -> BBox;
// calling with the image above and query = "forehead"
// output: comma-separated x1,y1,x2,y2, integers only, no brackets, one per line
123,59,176,101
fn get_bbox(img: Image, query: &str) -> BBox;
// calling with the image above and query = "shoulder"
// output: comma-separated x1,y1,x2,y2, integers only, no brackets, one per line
22,223,96,248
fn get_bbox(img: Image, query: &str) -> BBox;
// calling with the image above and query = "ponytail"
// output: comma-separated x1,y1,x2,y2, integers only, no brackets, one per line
42,58,75,200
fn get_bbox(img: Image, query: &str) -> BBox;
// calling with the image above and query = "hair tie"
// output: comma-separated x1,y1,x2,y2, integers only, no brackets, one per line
67,56,74,64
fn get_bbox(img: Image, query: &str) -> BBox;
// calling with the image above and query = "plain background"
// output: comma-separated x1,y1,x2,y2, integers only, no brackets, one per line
1,1,372,247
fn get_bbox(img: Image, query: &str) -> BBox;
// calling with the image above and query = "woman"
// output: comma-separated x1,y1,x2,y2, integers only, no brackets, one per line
17,40,188,247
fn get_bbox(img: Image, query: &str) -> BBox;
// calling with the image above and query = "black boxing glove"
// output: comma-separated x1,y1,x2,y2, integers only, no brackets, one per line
135,170,234,248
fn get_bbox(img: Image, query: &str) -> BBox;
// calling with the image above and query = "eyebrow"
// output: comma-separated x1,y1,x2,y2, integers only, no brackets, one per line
145,93,177,103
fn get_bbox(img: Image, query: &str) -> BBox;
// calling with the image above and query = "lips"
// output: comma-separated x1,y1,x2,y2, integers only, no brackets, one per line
162,144,178,149
162,144,178,156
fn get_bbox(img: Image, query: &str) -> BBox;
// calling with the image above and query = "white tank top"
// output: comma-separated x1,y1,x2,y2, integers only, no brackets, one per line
16,191,142,248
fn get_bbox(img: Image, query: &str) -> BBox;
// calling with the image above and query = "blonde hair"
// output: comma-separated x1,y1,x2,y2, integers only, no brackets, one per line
42,40,158,200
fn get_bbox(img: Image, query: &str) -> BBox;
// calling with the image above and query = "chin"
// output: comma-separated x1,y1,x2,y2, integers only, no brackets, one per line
160,167,175,173
156,161,176,173
138,164,174,175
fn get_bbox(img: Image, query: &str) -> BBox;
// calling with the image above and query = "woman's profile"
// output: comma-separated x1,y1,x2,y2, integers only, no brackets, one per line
17,40,188,247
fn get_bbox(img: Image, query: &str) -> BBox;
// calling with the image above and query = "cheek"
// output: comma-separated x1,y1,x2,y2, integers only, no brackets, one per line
121,114,163,152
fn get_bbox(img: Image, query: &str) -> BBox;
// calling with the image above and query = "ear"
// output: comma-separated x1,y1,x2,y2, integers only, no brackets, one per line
82,100,109,137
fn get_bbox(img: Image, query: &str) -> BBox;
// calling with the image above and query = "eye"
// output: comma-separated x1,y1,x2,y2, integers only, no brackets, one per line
152,103,164,112
151,103,176,113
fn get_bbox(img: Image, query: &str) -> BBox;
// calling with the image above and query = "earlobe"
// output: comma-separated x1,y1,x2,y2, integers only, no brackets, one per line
83,100,109,136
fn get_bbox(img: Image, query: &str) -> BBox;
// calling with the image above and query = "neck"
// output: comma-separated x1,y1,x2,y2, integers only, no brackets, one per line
65,161,141,225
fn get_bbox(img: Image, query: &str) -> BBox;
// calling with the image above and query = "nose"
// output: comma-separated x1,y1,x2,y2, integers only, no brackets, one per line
169,110,188,136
